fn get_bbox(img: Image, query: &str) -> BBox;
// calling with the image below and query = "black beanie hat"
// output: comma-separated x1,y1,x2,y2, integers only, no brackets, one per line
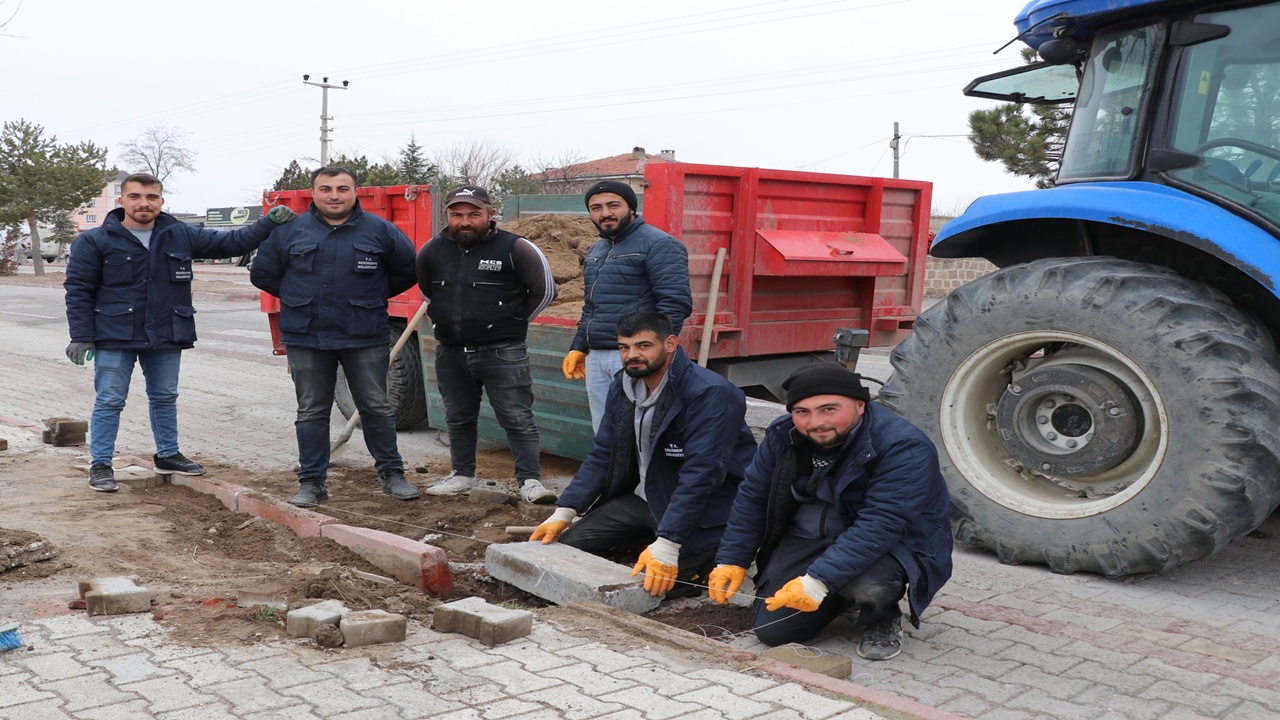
782,363,871,410
584,180,638,212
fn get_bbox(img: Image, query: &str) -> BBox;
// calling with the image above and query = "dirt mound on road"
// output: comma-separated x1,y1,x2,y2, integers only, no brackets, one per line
501,214,596,318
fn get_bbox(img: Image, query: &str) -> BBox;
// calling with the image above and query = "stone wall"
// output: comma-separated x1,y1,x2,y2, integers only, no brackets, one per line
923,256,998,298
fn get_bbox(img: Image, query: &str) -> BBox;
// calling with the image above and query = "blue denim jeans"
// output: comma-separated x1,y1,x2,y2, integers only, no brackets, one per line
434,342,541,481
90,348,183,465
585,348,623,433
285,344,403,482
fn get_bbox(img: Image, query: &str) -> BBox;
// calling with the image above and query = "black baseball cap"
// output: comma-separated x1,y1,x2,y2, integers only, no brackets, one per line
444,185,492,208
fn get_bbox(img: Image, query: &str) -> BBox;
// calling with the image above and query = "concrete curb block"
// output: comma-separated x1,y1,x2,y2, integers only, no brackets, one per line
171,475,247,512
319,524,454,598
235,490,338,537
565,601,965,720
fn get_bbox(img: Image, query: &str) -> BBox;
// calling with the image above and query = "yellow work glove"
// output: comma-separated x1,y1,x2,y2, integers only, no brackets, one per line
529,507,577,544
631,536,681,596
764,574,828,613
562,350,587,380
707,564,747,605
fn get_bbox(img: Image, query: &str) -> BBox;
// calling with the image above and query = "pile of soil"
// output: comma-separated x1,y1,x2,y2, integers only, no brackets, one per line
500,214,598,319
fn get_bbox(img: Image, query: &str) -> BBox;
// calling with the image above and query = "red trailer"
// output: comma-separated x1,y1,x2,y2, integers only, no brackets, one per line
259,163,932,451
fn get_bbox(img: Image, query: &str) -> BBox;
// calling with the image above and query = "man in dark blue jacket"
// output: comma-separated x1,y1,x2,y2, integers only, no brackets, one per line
532,312,757,598
250,167,418,507
707,364,952,661
561,181,691,433
64,173,295,492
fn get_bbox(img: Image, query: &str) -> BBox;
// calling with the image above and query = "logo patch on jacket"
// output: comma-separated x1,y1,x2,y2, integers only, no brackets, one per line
355,256,379,272
478,259,503,272
664,443,685,458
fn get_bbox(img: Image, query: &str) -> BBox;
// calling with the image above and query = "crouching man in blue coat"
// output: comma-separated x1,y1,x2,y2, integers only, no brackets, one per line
708,364,952,661
530,311,757,599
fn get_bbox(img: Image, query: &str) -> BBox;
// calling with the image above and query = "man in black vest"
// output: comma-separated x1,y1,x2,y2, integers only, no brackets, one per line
415,185,558,502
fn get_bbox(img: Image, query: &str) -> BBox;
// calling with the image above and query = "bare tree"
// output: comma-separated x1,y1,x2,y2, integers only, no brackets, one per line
530,150,591,194
118,123,197,187
432,138,519,191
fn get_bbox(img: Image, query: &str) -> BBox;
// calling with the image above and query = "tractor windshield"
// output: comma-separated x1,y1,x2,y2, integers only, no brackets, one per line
1167,3,1280,228
1058,22,1163,182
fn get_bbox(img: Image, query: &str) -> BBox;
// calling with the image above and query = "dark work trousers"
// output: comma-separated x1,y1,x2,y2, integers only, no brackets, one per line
750,535,907,646
434,342,541,482
559,493,718,595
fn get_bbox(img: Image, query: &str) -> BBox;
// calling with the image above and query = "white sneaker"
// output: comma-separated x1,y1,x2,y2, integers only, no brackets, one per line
424,471,477,496
520,478,558,504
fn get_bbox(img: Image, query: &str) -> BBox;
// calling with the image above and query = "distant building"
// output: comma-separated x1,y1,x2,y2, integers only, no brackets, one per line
72,170,129,232
533,146,676,195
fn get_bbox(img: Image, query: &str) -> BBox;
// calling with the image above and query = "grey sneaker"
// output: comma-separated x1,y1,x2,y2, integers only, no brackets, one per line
89,463,117,492
424,471,477,496
153,452,206,476
857,615,903,661
380,470,420,501
519,478,557,504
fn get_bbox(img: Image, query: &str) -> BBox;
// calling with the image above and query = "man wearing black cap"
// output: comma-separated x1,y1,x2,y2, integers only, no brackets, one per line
563,180,692,432
706,363,952,661
415,185,558,503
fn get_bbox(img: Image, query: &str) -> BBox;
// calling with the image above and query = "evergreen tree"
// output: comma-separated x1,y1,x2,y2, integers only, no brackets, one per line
967,48,1072,189
398,136,438,185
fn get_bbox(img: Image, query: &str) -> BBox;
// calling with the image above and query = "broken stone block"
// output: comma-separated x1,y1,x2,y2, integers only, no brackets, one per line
286,599,348,638
52,432,86,447
1,535,57,572
0,438,8,451
340,609,407,647
116,465,166,489
469,485,515,506
485,542,661,615
236,586,290,612
49,419,89,434
433,596,533,647
79,577,151,616
763,644,853,679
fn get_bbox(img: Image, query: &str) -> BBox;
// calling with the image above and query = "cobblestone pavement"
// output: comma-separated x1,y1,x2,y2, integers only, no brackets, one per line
4,272,1280,719
0,609,894,720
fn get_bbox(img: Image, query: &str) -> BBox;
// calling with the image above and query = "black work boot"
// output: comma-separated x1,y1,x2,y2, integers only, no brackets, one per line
380,470,420,501
289,479,329,508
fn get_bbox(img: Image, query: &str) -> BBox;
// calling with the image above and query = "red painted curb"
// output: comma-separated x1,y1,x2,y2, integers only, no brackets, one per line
170,475,247,512
235,490,337,537
565,601,966,720
320,524,454,598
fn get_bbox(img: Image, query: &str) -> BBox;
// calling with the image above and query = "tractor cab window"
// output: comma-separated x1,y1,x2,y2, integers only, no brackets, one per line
1058,22,1163,182
1168,3,1280,229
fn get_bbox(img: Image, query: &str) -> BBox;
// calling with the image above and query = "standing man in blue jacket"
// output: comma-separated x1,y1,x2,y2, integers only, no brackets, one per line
561,181,691,432
533,312,757,599
250,167,418,508
706,364,952,661
415,185,558,503
64,173,296,492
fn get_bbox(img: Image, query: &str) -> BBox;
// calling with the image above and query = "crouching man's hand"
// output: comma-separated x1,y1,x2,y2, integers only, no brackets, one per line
529,507,576,545
707,564,747,605
631,536,681,596
764,574,828,612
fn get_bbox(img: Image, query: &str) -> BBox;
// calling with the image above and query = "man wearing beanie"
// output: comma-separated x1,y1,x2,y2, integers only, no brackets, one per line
706,363,952,661
562,180,692,432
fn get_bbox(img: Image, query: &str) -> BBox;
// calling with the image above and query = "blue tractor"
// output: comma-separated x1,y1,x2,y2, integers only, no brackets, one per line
881,0,1280,576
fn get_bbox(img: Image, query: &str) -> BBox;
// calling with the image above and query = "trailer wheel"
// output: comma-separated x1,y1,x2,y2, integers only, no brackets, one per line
880,257,1280,576
335,320,428,430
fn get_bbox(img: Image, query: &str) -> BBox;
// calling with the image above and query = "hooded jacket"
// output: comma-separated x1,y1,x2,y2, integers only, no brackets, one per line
556,347,758,554
65,208,275,351
571,217,692,351
715,403,953,627
250,200,416,350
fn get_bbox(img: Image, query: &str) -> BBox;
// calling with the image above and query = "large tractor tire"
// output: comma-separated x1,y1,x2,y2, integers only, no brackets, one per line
335,319,428,431
880,257,1280,576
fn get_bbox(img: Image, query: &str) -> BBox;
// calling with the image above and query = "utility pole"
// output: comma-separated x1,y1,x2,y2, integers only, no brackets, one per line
891,121,901,179
302,75,348,166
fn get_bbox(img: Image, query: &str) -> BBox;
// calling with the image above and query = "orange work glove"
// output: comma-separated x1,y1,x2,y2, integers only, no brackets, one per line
630,537,681,596
764,574,828,612
707,565,747,605
529,507,577,544
562,350,587,380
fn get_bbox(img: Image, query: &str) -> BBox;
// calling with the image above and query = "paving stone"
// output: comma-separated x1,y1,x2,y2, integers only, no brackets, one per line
761,644,852,679
522,684,627,719
1225,701,1280,720
1129,658,1223,691
484,542,660,614
235,585,291,612
205,677,297,713
59,631,141,661
1054,639,1146,668
153,707,240,720
685,667,780,695
88,651,175,684
934,670,1026,704
598,687,709,720
0,698,74,720
994,641,1083,675
937,693,993,718
307,657,404,691
362,681,467,719
930,647,1022,680
14,651,92,681
674,684,775,716
1005,688,1097,719
320,524,453,597
987,623,1075,653
1074,685,1172,720
750,683,856,718
612,665,712,696
0,535,57,571
472,696,542,718
286,599,349,639
930,627,1016,656
35,612,110,639
241,655,335,689
1209,676,1280,709
433,597,534,647
79,577,152,616
0,675,55,708
115,465,166,489
72,698,155,719
340,609,407,647
1112,621,1192,649
469,485,516,505
472,659,565,694
1180,637,1271,666
278,679,384,715
41,671,139,711
488,641,577,672
542,661,637,696
1139,679,1239,716
556,643,649,673
118,675,210,714
160,655,250,687
998,665,1091,700
1061,659,1160,696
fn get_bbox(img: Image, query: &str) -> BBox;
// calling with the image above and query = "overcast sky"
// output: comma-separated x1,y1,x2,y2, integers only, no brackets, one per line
1,0,1037,216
